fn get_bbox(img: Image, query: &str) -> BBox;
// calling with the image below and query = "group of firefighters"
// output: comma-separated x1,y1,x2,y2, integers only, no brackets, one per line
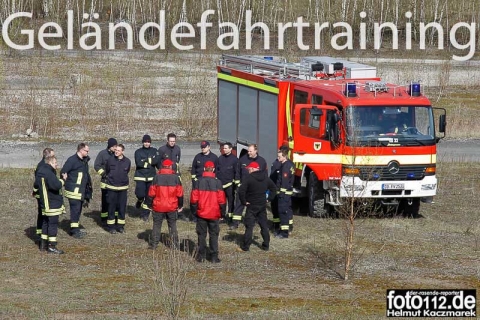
33,134,295,262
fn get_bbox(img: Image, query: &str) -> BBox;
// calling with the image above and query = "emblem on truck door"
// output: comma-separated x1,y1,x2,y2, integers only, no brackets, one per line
314,142,322,151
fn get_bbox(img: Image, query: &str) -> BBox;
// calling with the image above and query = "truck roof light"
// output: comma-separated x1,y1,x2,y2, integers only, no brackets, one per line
345,83,357,97
409,82,421,96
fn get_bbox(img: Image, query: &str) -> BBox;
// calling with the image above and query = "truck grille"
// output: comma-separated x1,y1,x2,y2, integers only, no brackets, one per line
358,165,427,181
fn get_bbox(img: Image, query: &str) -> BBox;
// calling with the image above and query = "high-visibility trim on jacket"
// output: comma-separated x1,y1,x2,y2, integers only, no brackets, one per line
190,171,226,220
134,146,158,181
148,168,184,213
216,152,238,187
94,148,115,189
276,160,295,196
61,153,91,201
191,152,218,179
157,144,181,173
133,176,154,182
105,156,131,190
36,164,65,217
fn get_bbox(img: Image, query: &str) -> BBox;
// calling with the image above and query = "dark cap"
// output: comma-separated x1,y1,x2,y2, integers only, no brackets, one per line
107,138,118,149
162,159,173,167
246,161,260,169
142,135,152,143
204,161,215,168
200,141,210,148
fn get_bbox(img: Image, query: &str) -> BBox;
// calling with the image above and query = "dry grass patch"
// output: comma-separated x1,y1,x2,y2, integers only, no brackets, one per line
0,160,478,318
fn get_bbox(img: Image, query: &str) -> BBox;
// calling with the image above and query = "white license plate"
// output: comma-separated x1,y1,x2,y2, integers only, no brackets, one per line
382,183,405,190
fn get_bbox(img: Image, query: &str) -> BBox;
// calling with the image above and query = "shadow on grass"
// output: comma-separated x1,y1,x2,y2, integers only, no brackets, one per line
137,230,196,256
24,226,38,244
305,246,344,280
84,210,103,228
59,218,86,235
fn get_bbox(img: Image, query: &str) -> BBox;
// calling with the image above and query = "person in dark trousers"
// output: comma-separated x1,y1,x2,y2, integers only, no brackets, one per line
61,143,92,239
237,161,276,252
157,133,186,221
35,155,65,254
105,144,131,234
134,135,158,221
191,141,218,222
94,138,117,226
231,144,268,230
147,159,184,249
269,145,290,234
275,148,295,239
215,142,237,224
157,133,181,175
33,147,55,241
190,161,226,263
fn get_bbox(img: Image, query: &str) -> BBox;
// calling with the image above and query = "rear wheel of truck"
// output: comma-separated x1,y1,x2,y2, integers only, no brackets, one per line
308,171,332,218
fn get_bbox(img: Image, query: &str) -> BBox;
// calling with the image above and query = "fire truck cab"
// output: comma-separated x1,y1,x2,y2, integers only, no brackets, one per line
217,55,446,218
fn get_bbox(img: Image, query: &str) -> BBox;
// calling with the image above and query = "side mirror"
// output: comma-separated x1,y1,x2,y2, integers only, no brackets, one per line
439,114,446,133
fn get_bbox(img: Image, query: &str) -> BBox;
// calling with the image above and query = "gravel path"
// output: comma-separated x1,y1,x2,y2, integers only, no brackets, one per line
0,138,477,169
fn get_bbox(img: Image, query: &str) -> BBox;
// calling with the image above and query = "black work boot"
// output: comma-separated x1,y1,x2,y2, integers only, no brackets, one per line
39,239,48,251
47,244,64,254
211,255,221,263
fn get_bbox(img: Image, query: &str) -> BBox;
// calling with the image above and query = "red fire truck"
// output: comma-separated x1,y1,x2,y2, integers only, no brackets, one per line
216,55,446,217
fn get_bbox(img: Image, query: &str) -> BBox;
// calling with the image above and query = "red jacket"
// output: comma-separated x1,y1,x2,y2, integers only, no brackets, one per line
148,168,183,213
190,171,226,220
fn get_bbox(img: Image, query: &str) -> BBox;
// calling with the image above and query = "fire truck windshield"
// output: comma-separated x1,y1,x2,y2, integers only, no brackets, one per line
346,106,435,146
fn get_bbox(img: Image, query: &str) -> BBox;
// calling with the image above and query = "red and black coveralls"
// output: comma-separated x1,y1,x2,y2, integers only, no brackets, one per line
190,171,226,260
148,168,184,248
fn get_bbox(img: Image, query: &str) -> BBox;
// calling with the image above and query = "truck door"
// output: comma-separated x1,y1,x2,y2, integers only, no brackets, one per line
292,104,342,180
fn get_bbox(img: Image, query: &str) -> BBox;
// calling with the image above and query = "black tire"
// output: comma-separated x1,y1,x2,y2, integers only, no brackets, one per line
399,198,421,218
308,171,329,218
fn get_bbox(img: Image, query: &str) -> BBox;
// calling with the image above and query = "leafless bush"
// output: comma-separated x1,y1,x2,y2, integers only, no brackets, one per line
149,248,193,320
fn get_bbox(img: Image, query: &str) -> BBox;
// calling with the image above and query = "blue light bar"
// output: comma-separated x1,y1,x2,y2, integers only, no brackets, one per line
264,56,273,60
407,172,416,179
409,82,421,97
345,83,357,97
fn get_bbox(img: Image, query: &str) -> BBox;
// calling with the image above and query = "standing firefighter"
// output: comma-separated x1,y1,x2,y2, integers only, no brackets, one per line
35,155,65,254
269,145,289,234
215,142,237,224
94,138,117,226
157,133,181,175
190,161,226,263
231,144,267,230
32,147,55,240
275,148,295,239
134,135,158,221
61,143,92,239
237,162,276,252
157,133,186,221
147,159,184,249
105,144,131,234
